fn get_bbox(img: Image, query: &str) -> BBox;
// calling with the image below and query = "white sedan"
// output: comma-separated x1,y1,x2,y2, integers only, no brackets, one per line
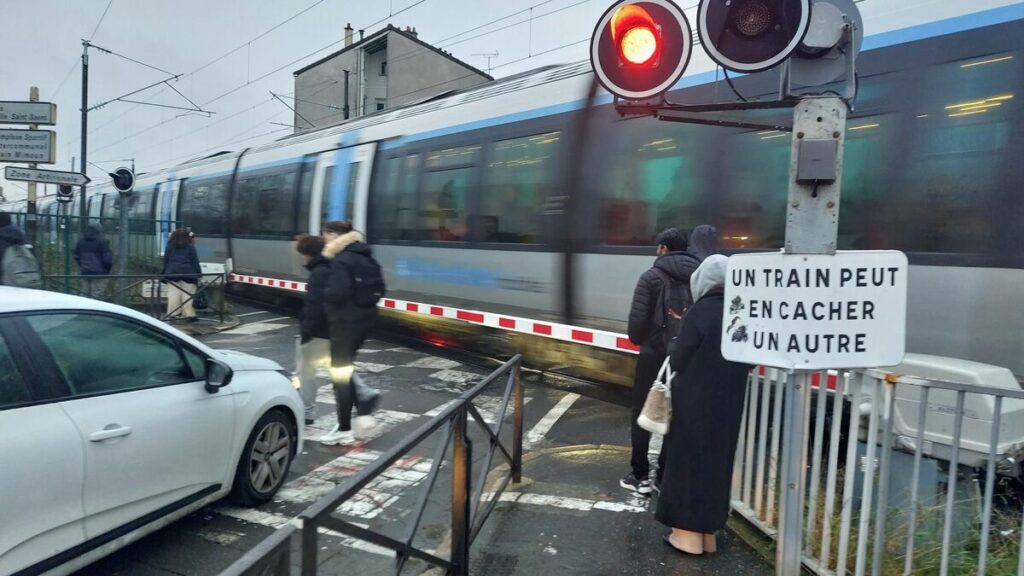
0,287,303,576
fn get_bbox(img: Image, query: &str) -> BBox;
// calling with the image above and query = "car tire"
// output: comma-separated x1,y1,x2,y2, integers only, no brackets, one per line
230,409,296,506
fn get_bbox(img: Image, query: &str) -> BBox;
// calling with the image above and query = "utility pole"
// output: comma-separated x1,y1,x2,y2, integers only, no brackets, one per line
343,70,350,120
79,41,89,234
26,86,40,243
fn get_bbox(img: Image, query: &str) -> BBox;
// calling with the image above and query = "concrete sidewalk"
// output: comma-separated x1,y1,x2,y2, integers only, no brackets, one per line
471,443,773,575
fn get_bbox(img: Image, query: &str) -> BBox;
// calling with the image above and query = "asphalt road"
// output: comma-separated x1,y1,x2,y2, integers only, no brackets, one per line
74,303,770,576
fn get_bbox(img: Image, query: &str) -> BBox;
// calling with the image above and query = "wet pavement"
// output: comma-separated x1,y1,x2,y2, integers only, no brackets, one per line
75,303,772,575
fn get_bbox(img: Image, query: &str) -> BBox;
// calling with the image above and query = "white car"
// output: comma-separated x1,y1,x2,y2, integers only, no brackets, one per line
0,287,303,576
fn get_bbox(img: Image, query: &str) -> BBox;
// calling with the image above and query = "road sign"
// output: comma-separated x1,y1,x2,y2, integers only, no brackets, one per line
0,128,56,164
721,250,908,370
5,166,90,187
0,101,56,126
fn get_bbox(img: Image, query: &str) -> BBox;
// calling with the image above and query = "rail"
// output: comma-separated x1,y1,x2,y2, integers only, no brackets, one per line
731,366,1024,575
221,354,524,576
41,272,226,323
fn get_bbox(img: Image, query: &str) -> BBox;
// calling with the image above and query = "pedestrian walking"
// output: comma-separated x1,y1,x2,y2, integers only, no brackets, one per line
0,211,42,289
622,227,700,495
161,229,201,322
656,254,751,555
74,223,113,298
318,220,384,446
294,234,332,426
688,224,718,261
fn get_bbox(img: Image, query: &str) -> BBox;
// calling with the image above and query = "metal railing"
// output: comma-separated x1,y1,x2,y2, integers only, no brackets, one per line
222,354,525,576
731,366,1024,576
42,272,226,323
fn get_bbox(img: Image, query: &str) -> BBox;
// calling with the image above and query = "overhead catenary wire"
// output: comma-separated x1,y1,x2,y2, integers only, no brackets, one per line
51,0,115,98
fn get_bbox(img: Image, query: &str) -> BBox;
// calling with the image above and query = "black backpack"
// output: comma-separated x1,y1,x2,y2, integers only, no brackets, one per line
651,268,691,352
348,252,386,308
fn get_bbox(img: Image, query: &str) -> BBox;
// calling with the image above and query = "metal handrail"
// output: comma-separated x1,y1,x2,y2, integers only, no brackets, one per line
222,354,524,576
42,272,226,323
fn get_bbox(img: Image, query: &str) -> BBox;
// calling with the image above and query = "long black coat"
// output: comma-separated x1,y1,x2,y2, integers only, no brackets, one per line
655,289,751,533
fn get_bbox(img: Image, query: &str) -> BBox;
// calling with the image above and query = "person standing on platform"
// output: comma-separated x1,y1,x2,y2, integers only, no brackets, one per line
74,223,113,298
0,211,42,288
318,220,383,446
161,229,201,322
621,227,699,495
657,254,751,555
294,234,332,426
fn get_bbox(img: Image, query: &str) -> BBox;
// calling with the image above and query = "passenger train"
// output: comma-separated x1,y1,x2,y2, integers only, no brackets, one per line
5,0,1023,383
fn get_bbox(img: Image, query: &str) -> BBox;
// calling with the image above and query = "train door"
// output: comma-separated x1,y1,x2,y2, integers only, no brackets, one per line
308,143,376,236
155,179,180,255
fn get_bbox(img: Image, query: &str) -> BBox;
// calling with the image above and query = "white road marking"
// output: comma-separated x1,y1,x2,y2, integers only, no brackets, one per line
404,357,461,370
354,361,393,373
422,400,459,418
526,393,581,447
430,369,481,385
217,506,393,557
250,315,291,324
236,311,270,317
483,492,647,514
303,409,418,442
226,322,289,335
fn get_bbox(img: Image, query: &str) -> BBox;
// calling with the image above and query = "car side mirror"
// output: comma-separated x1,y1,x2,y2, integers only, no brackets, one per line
205,358,233,393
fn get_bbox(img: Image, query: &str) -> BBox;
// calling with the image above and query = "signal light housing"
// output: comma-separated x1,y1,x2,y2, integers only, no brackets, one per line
591,0,692,101
109,167,135,194
697,0,811,73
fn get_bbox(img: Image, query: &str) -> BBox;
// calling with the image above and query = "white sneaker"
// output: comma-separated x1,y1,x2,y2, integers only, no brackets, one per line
319,426,356,446
353,415,378,434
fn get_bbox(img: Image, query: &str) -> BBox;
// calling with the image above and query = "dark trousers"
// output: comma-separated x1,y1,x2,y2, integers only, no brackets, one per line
329,322,366,432
631,346,667,481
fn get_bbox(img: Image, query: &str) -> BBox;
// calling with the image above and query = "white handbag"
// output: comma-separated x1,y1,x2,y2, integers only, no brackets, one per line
637,357,674,436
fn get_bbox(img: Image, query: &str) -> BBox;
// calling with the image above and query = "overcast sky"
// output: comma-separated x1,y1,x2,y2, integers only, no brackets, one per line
0,0,619,202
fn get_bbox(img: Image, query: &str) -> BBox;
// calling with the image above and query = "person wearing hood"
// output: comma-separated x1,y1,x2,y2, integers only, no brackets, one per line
689,224,719,262
0,212,26,264
656,254,752,555
161,229,202,322
622,227,701,495
294,234,332,426
0,211,41,288
318,220,383,446
74,223,113,298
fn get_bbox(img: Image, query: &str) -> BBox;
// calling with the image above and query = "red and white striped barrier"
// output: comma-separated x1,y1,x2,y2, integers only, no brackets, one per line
229,272,639,354
228,273,844,387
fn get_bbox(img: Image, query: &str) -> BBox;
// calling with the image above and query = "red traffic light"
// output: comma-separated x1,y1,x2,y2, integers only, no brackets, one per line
591,0,692,101
611,4,661,66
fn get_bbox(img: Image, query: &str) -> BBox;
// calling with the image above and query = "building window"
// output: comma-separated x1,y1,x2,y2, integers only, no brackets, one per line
380,61,387,76
376,99,386,111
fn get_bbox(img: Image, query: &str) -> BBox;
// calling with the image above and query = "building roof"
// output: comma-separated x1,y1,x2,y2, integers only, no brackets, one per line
293,24,493,80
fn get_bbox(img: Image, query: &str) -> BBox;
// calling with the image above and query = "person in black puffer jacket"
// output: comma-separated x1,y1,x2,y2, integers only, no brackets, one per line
74,223,113,298
294,234,332,425
161,229,201,321
317,220,383,446
621,227,701,496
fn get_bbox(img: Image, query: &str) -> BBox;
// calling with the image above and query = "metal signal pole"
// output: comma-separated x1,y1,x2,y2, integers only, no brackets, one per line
79,41,89,234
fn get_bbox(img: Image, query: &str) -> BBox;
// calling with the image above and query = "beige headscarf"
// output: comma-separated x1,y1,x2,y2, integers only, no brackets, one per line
690,254,728,302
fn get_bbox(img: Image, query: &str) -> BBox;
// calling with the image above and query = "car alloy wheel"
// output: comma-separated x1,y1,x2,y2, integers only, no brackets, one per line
249,421,291,494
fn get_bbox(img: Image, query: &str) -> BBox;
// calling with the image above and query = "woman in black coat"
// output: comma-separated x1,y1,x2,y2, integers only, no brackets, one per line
656,254,751,555
162,229,202,321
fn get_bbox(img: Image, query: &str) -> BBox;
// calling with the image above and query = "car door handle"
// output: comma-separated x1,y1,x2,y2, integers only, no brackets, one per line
89,425,133,442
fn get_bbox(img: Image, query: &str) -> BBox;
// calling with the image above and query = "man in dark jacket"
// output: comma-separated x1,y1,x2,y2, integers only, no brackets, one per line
318,221,382,446
74,223,113,298
295,234,332,426
0,211,40,288
622,227,700,495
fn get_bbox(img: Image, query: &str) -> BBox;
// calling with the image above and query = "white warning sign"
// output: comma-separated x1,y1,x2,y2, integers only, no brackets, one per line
721,251,908,370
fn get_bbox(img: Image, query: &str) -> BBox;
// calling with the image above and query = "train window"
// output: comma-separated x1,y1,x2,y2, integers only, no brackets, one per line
481,132,559,243
371,154,419,241
296,161,315,233
344,163,359,223
420,146,478,242
127,189,155,233
178,177,228,235
319,165,335,227
593,119,720,247
100,194,119,232
233,166,298,237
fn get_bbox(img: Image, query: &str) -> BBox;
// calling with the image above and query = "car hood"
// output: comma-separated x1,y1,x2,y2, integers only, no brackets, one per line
212,349,284,372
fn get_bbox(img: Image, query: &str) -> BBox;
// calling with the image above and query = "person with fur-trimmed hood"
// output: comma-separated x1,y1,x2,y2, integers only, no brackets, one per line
318,220,384,446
